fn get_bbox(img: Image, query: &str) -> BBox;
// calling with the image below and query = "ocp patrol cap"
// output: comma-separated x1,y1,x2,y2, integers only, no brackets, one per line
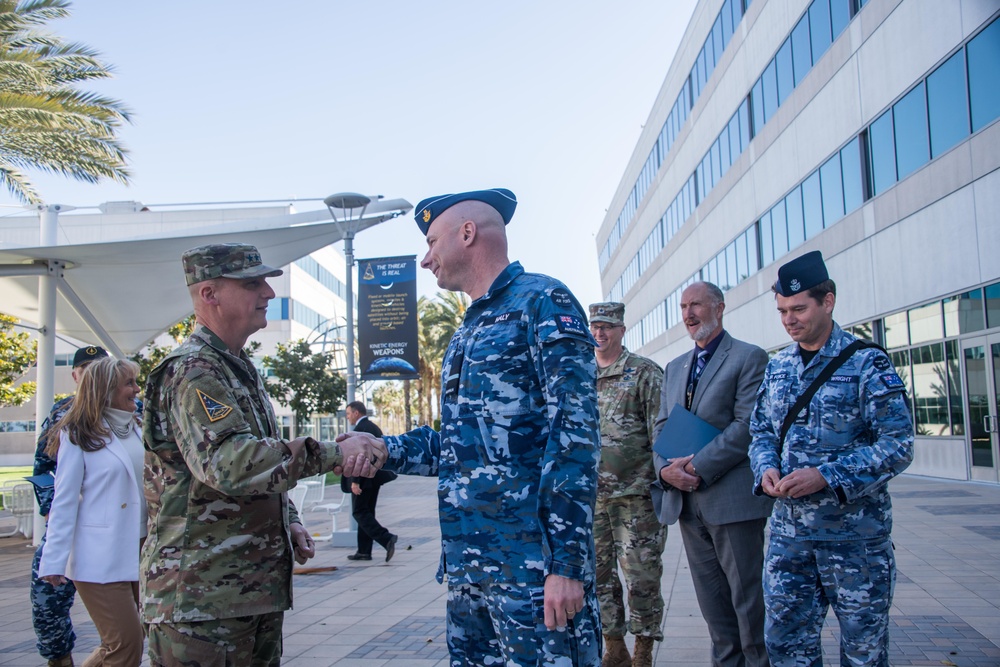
588,302,625,326
414,188,517,235
182,242,283,286
774,250,829,296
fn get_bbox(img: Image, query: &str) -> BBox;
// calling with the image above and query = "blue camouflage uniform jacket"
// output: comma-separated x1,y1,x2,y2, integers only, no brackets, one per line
748,323,913,540
384,262,601,585
33,396,73,516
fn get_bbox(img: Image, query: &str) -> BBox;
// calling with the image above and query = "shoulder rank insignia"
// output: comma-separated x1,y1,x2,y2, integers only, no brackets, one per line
197,389,233,422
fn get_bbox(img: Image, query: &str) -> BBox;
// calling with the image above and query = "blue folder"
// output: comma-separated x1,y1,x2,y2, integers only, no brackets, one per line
23,473,54,489
653,403,722,460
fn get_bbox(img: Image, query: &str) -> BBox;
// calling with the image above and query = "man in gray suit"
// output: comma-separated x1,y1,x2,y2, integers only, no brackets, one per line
652,281,772,667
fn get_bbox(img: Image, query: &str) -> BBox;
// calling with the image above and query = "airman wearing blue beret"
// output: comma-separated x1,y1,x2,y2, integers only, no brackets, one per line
750,250,913,666
344,187,603,666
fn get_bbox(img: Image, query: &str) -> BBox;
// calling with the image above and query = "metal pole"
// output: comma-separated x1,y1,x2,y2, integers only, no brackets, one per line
344,231,355,405
33,205,61,545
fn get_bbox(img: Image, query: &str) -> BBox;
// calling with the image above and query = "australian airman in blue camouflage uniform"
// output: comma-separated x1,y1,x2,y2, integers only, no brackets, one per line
30,345,109,667
374,189,603,666
749,251,913,667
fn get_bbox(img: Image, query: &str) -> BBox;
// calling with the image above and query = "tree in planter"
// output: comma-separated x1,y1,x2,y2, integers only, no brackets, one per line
263,339,345,435
0,312,36,407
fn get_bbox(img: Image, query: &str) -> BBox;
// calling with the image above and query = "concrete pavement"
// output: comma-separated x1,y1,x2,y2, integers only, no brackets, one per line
0,473,997,666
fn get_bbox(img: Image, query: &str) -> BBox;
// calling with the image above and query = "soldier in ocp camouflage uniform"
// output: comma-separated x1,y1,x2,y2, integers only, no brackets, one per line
337,189,603,666
142,243,387,667
589,302,666,667
30,346,108,667
749,251,913,667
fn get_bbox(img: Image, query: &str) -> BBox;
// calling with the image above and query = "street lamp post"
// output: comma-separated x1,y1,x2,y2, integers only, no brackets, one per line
324,193,372,406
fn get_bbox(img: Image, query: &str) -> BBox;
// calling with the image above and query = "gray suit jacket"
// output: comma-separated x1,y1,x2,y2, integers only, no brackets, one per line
651,331,773,525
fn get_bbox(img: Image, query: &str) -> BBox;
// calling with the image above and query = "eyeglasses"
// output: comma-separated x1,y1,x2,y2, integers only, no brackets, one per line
589,324,622,333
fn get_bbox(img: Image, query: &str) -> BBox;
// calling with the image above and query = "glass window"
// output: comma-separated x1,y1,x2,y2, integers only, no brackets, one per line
739,99,751,149
943,289,985,335
746,226,759,274
696,161,706,204
889,349,913,414
986,281,1000,329
728,113,742,165
751,79,765,136
719,124,732,173
732,0,745,24
791,15,812,86
968,17,1000,132
841,137,864,212
830,0,850,40
772,199,790,257
868,109,897,196
927,50,970,158
846,321,875,342
762,59,779,123
759,212,774,266
713,15,724,67
722,0,734,44
945,339,965,436
912,343,950,436
266,297,289,320
776,37,794,105
785,187,805,250
908,301,944,344
809,0,832,64
736,232,748,282
884,311,909,349
893,81,930,180
820,152,845,226
802,171,824,238
726,243,738,290
712,139,722,186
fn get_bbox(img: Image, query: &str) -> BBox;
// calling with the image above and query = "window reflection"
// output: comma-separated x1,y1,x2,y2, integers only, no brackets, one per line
908,302,944,344
912,343,951,436
944,289,986,335
927,50,970,157
968,17,1000,132
894,81,930,180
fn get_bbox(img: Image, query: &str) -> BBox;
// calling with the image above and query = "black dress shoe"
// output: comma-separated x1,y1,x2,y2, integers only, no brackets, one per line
347,552,372,561
385,534,398,562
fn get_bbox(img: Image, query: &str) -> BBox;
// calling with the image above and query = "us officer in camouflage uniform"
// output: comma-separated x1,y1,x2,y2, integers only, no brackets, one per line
589,301,665,667
142,243,387,667
30,345,108,667
749,251,913,667
337,189,603,666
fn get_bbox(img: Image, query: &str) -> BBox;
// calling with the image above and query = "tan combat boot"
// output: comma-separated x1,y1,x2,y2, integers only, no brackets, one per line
632,636,655,667
47,654,74,667
602,635,632,667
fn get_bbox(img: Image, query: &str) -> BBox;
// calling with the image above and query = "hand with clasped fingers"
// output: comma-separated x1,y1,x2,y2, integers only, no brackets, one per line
760,467,828,498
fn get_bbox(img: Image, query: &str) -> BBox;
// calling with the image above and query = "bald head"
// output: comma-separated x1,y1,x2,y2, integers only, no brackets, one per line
420,200,511,299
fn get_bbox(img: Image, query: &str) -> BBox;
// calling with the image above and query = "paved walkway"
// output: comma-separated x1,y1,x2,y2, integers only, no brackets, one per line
0,473,997,666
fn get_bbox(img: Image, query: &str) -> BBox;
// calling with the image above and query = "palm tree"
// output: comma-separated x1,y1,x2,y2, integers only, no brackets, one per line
414,291,469,427
0,0,131,204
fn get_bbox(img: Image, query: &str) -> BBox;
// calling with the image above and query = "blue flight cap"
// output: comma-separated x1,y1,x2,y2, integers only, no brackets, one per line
414,188,517,235
774,250,829,296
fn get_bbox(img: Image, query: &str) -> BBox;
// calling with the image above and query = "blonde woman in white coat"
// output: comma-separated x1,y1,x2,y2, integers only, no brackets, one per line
40,356,146,667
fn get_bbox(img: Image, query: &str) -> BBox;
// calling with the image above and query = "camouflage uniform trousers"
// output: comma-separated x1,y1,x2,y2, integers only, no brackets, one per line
147,612,283,667
763,533,895,667
594,493,667,640
30,533,76,660
446,580,602,666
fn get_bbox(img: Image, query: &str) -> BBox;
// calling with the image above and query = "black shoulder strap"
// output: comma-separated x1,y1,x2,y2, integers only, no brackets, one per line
778,340,885,447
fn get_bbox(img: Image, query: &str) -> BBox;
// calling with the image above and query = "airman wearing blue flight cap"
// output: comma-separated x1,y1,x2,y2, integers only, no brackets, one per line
413,188,517,235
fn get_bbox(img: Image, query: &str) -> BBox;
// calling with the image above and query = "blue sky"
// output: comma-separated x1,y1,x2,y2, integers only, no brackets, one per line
2,1,696,307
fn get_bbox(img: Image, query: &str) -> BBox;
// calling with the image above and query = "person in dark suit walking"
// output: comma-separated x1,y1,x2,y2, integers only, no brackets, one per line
342,402,398,562
652,281,773,667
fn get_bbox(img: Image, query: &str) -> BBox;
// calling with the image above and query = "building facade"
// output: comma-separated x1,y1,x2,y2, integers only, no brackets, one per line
0,203,355,464
596,0,1000,483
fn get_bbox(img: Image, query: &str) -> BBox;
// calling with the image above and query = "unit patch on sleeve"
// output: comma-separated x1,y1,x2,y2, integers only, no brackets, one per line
197,389,233,422
550,288,574,309
556,314,588,336
880,373,904,390
872,355,891,371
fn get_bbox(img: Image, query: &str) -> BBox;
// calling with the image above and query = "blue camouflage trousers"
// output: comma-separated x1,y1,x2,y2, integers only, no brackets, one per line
31,533,76,660
763,533,895,667
446,580,602,666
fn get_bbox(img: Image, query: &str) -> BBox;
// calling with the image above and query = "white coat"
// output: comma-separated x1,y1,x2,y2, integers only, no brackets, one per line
39,426,146,584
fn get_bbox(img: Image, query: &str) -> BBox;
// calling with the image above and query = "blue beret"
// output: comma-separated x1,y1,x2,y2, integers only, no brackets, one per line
414,188,517,235
774,250,829,296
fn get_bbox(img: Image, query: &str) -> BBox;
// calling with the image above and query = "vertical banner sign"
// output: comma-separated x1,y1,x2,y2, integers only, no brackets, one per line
357,255,419,381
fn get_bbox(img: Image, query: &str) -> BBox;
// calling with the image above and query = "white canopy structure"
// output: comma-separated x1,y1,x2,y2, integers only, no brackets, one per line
0,197,412,491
